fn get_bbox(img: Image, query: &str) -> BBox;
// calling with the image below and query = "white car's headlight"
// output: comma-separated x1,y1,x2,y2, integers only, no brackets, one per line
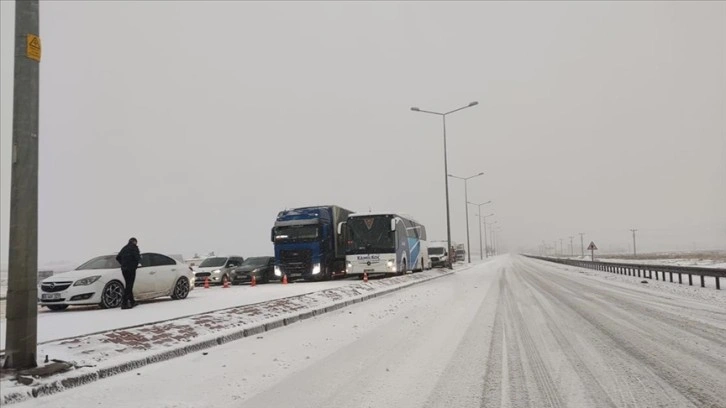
212,269,221,274
274,266,282,277
312,263,321,275
73,276,102,286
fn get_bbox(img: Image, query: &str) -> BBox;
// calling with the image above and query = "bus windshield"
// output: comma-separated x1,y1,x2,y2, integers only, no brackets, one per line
346,215,395,254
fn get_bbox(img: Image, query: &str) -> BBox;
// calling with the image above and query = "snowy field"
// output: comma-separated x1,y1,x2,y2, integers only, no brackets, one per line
596,256,726,269
0,277,363,350
11,254,725,408
563,251,726,269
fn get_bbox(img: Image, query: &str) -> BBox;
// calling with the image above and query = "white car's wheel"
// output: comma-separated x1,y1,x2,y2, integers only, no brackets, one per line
171,277,190,300
100,280,125,309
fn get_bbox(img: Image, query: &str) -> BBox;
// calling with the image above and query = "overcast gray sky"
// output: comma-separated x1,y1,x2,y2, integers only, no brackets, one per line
1,1,724,266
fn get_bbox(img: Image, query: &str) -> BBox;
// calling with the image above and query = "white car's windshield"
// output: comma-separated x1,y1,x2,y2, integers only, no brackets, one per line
76,255,120,270
198,257,227,268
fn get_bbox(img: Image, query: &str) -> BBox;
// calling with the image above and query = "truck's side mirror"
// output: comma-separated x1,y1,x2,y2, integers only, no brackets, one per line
391,219,397,232
337,222,345,235
270,228,275,242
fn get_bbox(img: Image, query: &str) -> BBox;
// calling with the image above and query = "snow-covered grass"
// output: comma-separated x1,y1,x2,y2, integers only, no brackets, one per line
0,277,365,350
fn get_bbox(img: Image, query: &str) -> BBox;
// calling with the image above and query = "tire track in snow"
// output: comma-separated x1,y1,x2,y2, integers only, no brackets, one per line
516,256,726,408
481,271,506,408
510,266,619,408
501,274,564,408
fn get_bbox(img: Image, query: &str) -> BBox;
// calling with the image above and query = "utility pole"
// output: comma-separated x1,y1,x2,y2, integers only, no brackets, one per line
492,230,496,255
481,213,493,258
579,233,585,257
559,238,563,256
4,0,41,370
569,236,574,256
630,229,638,257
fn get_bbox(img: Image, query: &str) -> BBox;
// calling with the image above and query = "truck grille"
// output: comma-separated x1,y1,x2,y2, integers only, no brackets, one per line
41,282,72,293
280,249,312,275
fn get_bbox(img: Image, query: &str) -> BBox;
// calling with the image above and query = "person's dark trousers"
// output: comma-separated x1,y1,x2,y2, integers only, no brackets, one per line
121,268,137,308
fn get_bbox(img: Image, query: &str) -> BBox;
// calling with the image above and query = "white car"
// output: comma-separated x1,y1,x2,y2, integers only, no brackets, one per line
38,252,194,310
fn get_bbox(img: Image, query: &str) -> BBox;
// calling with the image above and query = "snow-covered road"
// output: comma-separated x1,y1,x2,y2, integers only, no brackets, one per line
17,255,726,408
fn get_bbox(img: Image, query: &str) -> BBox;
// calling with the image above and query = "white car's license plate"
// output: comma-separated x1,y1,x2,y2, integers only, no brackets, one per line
41,293,61,300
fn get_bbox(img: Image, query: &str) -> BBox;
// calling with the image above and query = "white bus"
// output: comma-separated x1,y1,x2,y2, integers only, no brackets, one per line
340,213,431,276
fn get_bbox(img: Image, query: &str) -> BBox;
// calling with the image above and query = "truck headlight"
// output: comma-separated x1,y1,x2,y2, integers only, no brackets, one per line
73,275,101,286
312,263,321,275
274,266,282,277
386,260,394,268
346,262,352,273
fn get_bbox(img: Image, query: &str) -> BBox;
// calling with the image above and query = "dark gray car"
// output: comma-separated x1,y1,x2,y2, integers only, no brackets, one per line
230,257,275,284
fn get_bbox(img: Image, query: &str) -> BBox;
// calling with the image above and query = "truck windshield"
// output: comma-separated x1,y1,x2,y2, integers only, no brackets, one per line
429,247,445,256
346,216,395,254
274,225,320,242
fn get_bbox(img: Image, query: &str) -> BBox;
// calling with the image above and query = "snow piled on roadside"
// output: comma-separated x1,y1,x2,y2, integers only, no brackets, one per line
0,268,458,405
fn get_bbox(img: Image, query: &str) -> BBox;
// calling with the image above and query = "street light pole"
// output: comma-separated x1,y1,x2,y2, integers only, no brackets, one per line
630,229,638,256
488,221,498,256
5,0,40,370
449,172,484,263
411,102,478,269
579,232,585,257
481,213,494,257
468,202,492,260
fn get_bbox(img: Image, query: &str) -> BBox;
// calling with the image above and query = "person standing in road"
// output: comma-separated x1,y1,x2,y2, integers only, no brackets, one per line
116,237,141,309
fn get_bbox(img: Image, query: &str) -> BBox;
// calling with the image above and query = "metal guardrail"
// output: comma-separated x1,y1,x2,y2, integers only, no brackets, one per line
525,255,726,290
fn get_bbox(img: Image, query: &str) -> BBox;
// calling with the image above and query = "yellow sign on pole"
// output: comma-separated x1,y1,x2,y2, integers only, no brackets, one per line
26,34,41,62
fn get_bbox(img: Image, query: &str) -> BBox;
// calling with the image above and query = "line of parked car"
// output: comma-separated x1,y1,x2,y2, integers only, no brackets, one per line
36,252,279,311
190,255,276,286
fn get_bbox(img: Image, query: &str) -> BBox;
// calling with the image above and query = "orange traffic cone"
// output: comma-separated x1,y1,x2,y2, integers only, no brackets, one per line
282,274,288,285
363,272,368,283
204,277,210,289
250,275,257,287
223,276,230,288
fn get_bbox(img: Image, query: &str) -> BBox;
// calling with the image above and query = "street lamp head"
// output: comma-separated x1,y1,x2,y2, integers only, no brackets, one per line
468,101,479,107
478,172,485,176
410,107,420,112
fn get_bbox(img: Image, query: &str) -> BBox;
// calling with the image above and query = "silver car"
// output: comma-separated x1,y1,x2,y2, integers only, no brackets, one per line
193,256,244,286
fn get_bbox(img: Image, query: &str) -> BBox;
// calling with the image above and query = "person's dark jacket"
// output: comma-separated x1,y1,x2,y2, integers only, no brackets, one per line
116,244,141,270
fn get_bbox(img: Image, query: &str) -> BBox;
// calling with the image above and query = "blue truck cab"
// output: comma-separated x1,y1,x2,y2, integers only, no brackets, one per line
271,205,353,281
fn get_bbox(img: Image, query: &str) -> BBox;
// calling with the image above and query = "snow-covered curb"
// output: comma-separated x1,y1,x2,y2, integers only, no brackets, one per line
1,267,463,405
